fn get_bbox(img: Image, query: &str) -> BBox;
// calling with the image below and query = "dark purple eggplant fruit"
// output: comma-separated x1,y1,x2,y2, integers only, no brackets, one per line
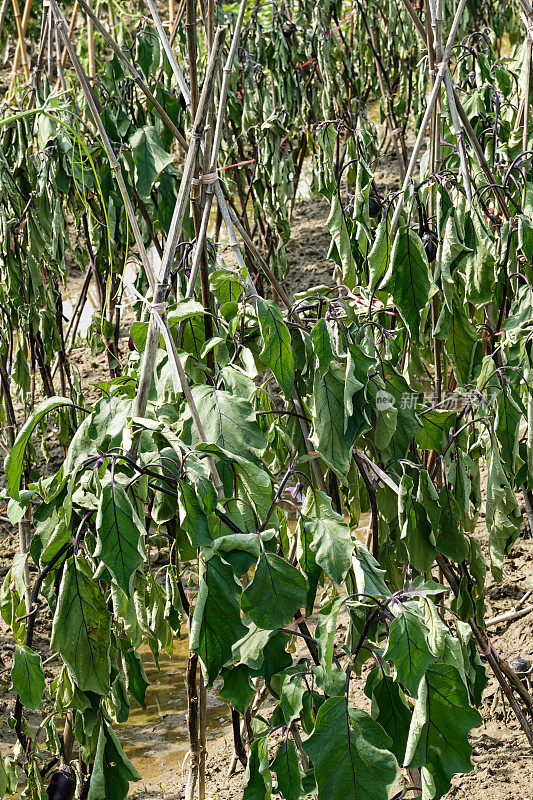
368,194,382,219
47,766,76,800
422,230,438,262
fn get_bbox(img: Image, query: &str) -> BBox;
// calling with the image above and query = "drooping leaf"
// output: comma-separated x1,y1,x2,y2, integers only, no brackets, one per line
351,541,390,597
434,300,479,386
5,397,75,499
190,556,247,684
241,553,307,630
398,475,436,573
129,126,173,201
120,643,149,709
436,486,468,562
10,645,45,711
95,483,145,598
383,606,434,696
486,447,522,579
303,697,399,800
383,226,435,343
364,667,411,764
310,322,359,476
494,388,521,476
301,490,353,583
256,298,295,397
243,737,272,800
271,739,304,800
405,664,482,800
88,722,140,800
51,557,111,695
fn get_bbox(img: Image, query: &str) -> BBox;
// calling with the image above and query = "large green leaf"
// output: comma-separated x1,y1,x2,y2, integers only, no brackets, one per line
303,697,399,800
219,665,256,715
271,739,304,800
383,226,435,343
405,664,482,800
129,125,173,201
190,556,247,684
241,553,307,630
51,557,111,695
301,490,353,583
317,124,356,287
256,298,295,397
494,388,521,475
5,396,74,499
364,668,411,764
95,483,145,597
182,385,267,464
243,737,272,800
10,645,45,711
310,322,359,476
399,475,436,573
88,722,140,800
485,447,522,579
434,300,479,386
383,606,434,696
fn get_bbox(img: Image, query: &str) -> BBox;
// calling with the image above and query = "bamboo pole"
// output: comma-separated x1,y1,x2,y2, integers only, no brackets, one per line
129,26,226,482
389,0,468,237
0,0,10,40
523,36,532,204
48,0,156,291
86,1,96,78
145,0,191,106
9,0,31,89
8,0,32,94
74,0,188,150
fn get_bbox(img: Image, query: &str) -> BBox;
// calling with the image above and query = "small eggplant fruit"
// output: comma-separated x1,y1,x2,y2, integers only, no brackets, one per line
47,766,76,800
421,229,438,263
510,656,532,689
368,194,382,219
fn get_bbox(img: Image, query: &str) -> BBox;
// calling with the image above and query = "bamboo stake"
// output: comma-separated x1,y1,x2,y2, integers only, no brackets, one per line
87,2,96,79
9,0,31,89
389,0,468,238
8,0,32,94
145,0,191,107
523,36,532,205
0,0,10,40
186,0,215,378
57,1,79,80
183,0,248,301
75,0,188,150
129,26,226,476
485,603,533,628
48,0,156,291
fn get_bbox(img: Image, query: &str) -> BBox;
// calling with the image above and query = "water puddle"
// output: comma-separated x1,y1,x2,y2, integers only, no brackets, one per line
119,638,231,787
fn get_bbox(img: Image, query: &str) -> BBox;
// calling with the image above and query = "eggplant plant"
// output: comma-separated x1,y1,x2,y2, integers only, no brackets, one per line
2,1,533,800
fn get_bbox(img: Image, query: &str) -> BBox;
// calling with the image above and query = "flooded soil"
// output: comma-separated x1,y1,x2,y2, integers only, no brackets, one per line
119,641,231,792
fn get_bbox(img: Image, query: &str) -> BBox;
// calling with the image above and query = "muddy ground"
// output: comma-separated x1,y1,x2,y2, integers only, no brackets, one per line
1,159,533,800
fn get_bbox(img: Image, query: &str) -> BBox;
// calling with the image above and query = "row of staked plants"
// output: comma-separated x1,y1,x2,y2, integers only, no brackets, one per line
2,1,533,800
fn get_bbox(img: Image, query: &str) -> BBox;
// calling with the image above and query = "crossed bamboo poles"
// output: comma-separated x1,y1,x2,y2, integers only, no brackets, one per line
8,0,533,786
